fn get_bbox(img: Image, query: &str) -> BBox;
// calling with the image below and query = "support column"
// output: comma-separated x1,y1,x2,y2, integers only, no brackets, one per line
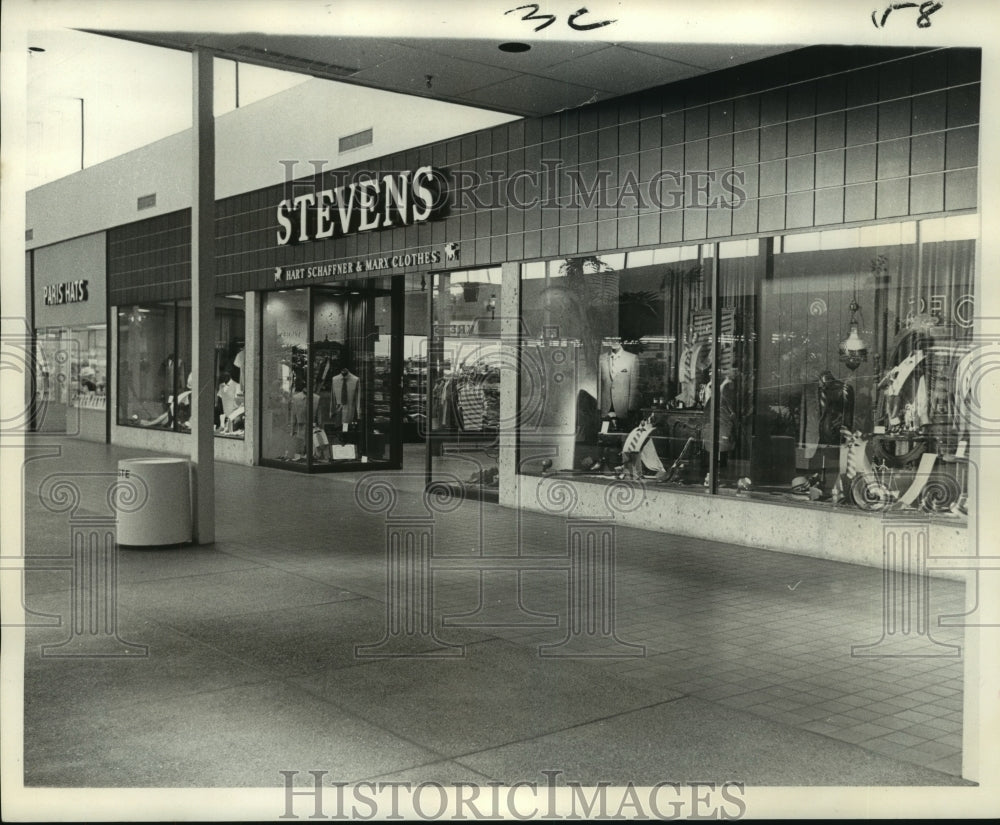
191,49,215,543
499,260,520,508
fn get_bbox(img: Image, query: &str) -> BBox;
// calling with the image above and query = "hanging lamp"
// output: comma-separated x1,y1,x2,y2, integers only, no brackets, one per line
839,268,869,371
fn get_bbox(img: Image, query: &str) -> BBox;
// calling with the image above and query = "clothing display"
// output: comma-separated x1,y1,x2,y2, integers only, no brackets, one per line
330,370,360,424
433,367,500,432
218,379,242,417
457,381,487,430
598,346,639,418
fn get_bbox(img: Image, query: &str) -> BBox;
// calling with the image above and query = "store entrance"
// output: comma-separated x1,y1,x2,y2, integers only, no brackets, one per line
259,276,403,472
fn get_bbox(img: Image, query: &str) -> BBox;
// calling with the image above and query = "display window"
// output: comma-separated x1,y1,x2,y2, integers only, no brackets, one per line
260,279,401,471
34,324,107,432
117,302,190,430
426,267,503,500
117,297,244,437
517,214,976,523
214,296,247,439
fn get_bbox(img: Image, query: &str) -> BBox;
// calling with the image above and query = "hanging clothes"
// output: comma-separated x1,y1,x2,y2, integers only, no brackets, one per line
457,378,487,430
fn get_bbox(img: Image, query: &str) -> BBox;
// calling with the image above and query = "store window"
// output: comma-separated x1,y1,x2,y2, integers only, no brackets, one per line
214,295,247,439
260,281,397,469
117,297,245,436
261,289,309,460
427,267,503,499
34,324,107,432
518,215,976,522
753,217,975,518
518,250,714,484
117,303,191,430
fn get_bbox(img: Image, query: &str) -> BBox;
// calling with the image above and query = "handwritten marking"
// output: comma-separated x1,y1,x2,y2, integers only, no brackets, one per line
506,4,616,32
871,1,943,29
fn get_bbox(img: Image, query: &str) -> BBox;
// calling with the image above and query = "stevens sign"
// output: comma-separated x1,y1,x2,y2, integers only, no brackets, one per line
276,166,446,246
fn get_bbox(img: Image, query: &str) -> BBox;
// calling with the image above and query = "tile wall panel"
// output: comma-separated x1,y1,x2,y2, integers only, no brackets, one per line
109,47,979,301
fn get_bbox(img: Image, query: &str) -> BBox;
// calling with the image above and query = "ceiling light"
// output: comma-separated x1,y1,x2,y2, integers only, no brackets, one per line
499,42,531,53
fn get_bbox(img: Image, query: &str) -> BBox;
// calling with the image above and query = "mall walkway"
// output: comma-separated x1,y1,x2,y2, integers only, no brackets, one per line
17,438,969,788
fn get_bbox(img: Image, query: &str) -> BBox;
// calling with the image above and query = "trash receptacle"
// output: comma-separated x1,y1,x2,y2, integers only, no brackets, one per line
116,458,192,546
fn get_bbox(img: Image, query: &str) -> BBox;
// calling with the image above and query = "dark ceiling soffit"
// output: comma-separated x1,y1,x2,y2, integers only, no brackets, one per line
78,28,534,117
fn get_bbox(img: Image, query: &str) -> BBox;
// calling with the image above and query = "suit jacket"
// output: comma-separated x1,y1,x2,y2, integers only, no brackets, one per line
598,349,640,417
330,372,360,421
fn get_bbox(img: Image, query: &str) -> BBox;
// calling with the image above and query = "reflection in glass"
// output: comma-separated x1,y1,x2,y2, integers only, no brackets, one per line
261,290,310,462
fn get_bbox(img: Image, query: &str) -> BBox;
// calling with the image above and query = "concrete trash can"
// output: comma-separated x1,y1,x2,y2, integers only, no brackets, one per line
116,458,192,546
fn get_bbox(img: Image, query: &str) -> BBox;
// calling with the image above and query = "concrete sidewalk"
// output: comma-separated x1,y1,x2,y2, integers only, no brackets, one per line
17,438,969,788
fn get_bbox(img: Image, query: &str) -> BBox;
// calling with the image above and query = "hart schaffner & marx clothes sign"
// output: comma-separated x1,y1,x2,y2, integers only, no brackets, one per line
275,166,446,246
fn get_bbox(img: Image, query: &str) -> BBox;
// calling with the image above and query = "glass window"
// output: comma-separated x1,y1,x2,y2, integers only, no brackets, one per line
118,299,244,436
517,216,976,523
518,251,713,485
428,267,503,499
751,218,974,519
117,303,189,430
261,289,310,461
214,295,246,439
33,324,107,432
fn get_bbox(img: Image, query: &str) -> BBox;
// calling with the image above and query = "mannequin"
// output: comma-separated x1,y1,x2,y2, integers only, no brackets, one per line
232,345,245,388
217,369,243,432
330,368,360,427
676,328,710,408
217,370,242,417
598,339,640,420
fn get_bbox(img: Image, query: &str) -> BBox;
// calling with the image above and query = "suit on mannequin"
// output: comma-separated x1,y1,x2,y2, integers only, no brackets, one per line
330,369,360,426
598,344,640,418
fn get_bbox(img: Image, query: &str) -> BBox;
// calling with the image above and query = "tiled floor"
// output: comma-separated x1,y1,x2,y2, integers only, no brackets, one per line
16,437,971,787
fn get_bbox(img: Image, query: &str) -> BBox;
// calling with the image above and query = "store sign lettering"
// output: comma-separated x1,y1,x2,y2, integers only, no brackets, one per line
42,280,89,306
275,166,446,246
274,250,443,282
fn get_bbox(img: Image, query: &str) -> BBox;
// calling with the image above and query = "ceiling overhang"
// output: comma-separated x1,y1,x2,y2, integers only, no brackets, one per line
84,30,800,118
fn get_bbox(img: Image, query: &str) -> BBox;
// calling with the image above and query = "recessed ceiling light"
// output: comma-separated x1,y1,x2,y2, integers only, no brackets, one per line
499,42,530,53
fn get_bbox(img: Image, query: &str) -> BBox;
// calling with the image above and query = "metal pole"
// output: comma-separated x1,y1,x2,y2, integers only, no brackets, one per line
77,98,84,169
191,50,216,543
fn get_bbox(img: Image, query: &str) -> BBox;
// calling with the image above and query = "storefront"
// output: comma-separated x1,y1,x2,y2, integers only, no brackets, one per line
103,44,979,561
30,232,108,442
